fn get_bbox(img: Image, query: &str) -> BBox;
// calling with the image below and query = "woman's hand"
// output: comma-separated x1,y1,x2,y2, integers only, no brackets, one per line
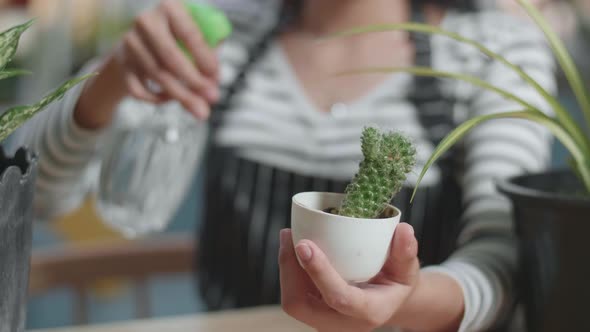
75,0,220,129
116,0,220,115
278,223,420,332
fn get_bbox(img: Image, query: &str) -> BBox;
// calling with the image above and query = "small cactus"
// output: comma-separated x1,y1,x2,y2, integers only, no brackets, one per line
339,126,416,219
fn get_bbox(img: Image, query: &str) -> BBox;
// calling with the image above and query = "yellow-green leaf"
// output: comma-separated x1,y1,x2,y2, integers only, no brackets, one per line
328,22,590,155
338,66,539,111
516,0,590,132
410,110,590,201
0,73,94,142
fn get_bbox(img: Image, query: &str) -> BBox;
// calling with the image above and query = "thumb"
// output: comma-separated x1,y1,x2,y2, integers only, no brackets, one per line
380,223,419,285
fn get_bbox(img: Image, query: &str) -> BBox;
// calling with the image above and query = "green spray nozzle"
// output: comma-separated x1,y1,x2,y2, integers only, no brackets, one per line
180,2,232,58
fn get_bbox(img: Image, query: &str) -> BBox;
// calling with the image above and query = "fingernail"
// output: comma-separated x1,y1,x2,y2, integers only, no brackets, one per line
206,88,220,102
408,224,415,236
295,243,312,262
191,105,202,117
279,229,290,247
194,106,209,120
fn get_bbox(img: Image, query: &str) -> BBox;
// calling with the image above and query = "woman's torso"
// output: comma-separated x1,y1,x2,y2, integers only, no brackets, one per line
197,10,472,309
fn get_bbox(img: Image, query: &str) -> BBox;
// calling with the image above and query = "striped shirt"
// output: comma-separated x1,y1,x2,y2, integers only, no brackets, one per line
16,9,555,332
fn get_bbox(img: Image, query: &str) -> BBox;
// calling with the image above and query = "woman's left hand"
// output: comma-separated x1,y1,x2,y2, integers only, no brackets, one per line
278,223,420,332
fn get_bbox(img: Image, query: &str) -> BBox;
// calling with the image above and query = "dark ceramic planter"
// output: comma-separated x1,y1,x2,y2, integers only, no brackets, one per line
0,147,37,332
498,170,590,332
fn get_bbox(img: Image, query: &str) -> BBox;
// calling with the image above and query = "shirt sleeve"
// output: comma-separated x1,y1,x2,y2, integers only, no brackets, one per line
423,12,556,332
12,0,250,222
12,60,106,220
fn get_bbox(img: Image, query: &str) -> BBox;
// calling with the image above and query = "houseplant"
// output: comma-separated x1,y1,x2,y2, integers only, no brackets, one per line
0,20,90,332
291,127,416,283
330,0,590,330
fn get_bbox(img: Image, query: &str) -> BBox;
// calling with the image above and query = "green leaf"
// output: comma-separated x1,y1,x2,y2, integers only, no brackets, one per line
516,0,590,133
0,68,31,80
327,22,590,155
0,73,94,142
329,3,590,194
337,66,539,111
0,20,34,71
410,110,590,201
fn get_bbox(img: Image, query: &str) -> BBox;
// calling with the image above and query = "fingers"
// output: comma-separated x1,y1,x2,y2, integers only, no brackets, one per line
283,230,419,331
294,239,373,319
134,9,214,95
380,223,420,286
120,33,208,118
125,1,220,109
153,70,211,118
294,227,419,327
115,0,224,115
122,31,159,79
278,229,340,327
279,229,318,302
123,71,161,103
160,0,219,79
120,32,167,103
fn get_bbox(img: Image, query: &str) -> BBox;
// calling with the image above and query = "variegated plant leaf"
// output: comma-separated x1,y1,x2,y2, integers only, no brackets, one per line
0,69,31,80
0,74,94,142
0,20,33,71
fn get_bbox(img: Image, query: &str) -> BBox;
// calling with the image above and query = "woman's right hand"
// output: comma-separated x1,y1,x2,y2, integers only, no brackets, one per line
75,0,220,129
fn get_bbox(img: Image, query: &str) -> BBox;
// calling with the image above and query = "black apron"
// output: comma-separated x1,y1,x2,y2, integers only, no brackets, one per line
197,12,464,310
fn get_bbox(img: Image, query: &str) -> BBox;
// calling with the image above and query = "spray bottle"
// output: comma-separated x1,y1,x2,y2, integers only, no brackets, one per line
97,3,232,237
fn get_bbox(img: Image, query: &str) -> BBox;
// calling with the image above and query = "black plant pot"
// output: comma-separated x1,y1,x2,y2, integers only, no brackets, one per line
498,170,590,332
0,147,37,332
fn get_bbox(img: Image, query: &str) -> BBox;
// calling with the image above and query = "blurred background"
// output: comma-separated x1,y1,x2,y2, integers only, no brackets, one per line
0,0,589,329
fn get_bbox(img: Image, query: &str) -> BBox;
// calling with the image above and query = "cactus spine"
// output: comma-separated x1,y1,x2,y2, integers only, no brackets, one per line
339,126,416,218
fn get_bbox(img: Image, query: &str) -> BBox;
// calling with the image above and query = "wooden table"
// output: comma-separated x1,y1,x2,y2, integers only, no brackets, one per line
30,306,313,332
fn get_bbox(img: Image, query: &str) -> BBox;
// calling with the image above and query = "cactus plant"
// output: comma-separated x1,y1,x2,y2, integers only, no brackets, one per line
338,126,416,219
0,20,92,143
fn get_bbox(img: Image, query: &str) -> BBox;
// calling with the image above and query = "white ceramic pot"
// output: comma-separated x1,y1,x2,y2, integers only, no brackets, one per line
291,192,401,283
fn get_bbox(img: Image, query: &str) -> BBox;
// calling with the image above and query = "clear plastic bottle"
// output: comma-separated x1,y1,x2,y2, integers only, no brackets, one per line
96,2,229,238
96,103,206,238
